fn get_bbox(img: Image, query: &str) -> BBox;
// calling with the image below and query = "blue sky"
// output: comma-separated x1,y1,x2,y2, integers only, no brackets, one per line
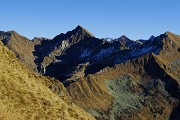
1,0,180,40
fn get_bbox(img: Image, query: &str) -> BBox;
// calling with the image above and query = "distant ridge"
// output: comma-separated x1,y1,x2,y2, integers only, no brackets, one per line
0,26,180,119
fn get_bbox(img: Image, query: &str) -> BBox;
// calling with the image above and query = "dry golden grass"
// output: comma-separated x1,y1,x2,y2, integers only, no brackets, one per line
0,101,24,120
0,41,95,120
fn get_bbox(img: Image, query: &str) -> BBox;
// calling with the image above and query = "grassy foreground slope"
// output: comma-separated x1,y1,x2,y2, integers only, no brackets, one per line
0,41,95,120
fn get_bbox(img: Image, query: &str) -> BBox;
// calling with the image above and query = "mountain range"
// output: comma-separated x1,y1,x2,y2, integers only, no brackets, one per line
0,25,180,120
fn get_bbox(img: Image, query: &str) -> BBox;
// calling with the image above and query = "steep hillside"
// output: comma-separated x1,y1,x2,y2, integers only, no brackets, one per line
0,41,95,120
1,27,180,120
64,32,180,120
153,32,180,120
34,26,155,85
0,31,36,70
67,54,179,120
155,32,180,81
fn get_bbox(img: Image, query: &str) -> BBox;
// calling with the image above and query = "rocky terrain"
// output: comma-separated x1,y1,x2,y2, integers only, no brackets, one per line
0,26,180,120
0,35,95,119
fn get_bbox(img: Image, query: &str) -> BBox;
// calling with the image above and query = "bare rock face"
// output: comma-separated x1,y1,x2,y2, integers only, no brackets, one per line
1,27,180,120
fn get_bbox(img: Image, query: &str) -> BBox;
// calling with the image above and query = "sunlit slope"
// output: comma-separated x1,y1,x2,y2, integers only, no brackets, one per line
0,41,95,120
66,32,180,120
0,31,36,70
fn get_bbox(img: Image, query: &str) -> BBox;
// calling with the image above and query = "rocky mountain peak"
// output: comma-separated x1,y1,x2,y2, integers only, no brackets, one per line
165,31,174,36
117,35,130,42
164,31,180,47
8,30,17,34
75,25,87,31
74,25,94,37
53,25,94,43
149,35,155,41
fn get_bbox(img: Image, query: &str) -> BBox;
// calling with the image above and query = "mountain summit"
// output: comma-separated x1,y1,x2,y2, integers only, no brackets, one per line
75,25,94,37
53,25,94,42
116,35,130,41
0,27,180,120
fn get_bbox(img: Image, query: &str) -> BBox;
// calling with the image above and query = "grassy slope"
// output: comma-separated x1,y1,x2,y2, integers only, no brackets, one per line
155,32,180,82
0,41,95,120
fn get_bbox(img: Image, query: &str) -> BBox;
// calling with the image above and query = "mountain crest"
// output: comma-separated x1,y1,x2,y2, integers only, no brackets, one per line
74,25,94,37
1,28,180,120
53,25,94,41
164,31,180,47
165,31,174,36
8,30,17,34
149,35,155,41
115,35,130,42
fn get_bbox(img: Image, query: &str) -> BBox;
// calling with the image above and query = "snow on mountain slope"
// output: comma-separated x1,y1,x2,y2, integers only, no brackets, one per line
93,47,115,60
79,48,92,58
1,26,180,120
33,26,167,83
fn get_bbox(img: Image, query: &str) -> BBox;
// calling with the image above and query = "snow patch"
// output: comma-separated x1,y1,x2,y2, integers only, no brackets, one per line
115,45,161,63
103,38,114,42
93,47,114,60
60,40,69,51
79,49,92,58
129,46,154,57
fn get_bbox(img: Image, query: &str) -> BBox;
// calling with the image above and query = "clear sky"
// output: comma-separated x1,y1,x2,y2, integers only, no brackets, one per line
1,0,180,40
